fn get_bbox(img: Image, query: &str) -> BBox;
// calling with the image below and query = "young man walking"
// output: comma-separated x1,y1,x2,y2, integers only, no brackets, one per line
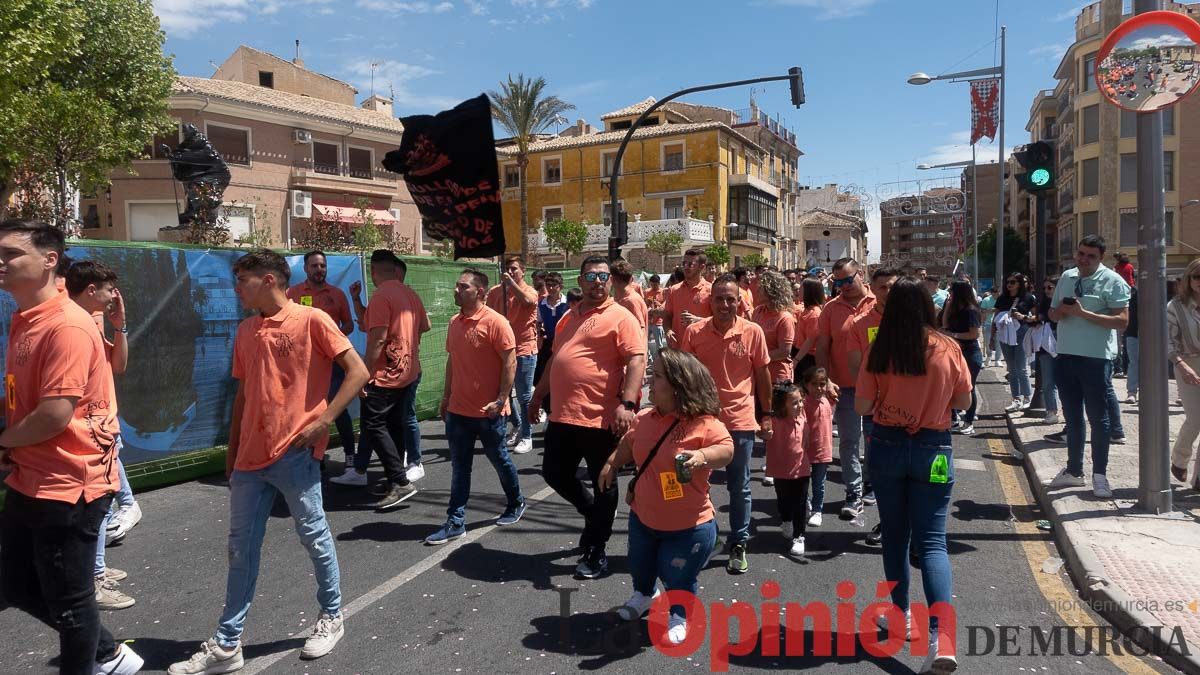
0,220,143,674
425,269,526,544
529,256,645,579
487,256,539,455
170,250,369,672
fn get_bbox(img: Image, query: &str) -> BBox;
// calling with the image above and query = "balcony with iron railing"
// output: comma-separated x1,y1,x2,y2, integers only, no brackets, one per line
731,108,798,147
533,217,714,253
290,157,400,198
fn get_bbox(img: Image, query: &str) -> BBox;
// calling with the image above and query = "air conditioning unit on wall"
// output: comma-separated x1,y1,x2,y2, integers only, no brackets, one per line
293,129,313,144
291,190,312,218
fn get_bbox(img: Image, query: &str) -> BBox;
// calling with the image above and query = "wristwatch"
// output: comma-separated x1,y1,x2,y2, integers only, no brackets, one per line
116,325,129,334
620,400,637,412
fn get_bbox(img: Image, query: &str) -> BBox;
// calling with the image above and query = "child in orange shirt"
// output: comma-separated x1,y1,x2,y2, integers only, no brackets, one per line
801,366,834,529
764,383,810,558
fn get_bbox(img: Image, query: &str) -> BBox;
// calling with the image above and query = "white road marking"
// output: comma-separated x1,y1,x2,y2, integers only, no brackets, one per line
954,458,988,472
240,484,559,674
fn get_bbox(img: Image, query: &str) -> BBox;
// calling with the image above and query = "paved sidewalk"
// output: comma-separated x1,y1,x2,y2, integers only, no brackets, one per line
1005,369,1200,675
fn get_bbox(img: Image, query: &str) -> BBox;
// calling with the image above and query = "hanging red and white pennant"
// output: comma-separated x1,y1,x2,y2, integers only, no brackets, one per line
970,79,999,144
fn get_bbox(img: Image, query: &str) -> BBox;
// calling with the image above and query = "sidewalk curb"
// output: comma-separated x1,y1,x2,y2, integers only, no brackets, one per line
1006,413,1200,675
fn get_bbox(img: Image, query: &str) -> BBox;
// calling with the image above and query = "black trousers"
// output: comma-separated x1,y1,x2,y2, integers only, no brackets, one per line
541,421,618,549
1,490,117,674
774,476,811,536
361,383,413,486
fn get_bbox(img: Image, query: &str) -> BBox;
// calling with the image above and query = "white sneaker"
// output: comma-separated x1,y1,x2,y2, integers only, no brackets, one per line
1046,468,1086,488
167,638,244,675
781,521,794,540
301,612,344,660
1004,399,1023,413
512,438,533,454
1092,473,1113,499
1020,396,1032,410
667,614,688,645
105,502,142,545
807,512,823,528
1125,393,1138,405
329,468,367,486
762,476,775,486
877,609,913,641
919,629,958,674
534,409,547,425
616,588,661,620
405,464,425,482
95,643,145,675
954,425,974,436
1042,413,1061,425
789,536,805,558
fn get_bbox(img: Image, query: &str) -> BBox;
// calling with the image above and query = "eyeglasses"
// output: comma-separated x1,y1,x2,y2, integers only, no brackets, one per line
831,276,856,288
582,271,611,283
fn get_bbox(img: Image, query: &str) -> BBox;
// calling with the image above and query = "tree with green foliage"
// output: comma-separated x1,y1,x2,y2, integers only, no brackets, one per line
703,244,731,269
646,231,684,271
0,0,176,226
969,225,1028,283
542,217,587,267
742,253,770,269
488,74,574,258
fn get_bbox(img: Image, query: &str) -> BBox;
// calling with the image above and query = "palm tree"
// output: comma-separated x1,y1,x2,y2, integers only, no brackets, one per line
488,74,574,257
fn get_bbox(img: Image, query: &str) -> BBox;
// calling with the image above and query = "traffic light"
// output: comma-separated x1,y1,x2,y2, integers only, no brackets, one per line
1015,141,1055,192
789,67,805,108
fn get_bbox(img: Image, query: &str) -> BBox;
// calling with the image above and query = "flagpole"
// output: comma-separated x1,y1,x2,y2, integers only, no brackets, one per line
971,143,979,283
996,25,1006,292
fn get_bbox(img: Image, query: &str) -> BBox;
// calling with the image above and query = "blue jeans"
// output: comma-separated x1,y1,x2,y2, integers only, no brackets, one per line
1001,343,1031,399
868,425,954,634
1105,372,1126,439
1038,352,1059,414
1126,336,1140,397
725,431,755,545
627,512,716,620
1056,354,1111,477
834,390,865,499
95,455,134,577
216,447,341,647
445,413,524,527
961,346,983,424
509,355,537,441
809,462,829,514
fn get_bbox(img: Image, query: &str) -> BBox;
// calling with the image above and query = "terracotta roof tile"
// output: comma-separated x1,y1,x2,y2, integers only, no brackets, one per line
173,76,405,135
600,97,658,120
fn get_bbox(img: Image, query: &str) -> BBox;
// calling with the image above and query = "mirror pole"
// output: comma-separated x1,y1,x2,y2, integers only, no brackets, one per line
1133,0,1173,514
996,25,1006,292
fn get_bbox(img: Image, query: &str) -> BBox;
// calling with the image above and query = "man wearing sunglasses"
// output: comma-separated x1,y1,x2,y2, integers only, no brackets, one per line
817,258,876,518
652,249,712,348
1046,235,1130,499
529,257,645,580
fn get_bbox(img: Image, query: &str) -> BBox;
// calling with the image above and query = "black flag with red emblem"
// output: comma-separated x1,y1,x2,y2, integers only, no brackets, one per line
383,94,506,259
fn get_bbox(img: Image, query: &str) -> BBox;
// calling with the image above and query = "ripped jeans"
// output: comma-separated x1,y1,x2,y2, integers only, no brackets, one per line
626,512,717,621
216,447,341,647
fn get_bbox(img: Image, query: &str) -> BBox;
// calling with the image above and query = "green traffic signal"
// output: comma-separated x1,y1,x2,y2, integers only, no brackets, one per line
1030,168,1051,187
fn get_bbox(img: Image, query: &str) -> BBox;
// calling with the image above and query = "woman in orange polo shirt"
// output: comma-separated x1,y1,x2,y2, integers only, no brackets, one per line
599,349,733,646
854,277,971,674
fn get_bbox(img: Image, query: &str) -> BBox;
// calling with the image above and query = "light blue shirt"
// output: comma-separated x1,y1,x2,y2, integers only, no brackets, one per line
1050,263,1130,360
932,288,949,310
980,294,997,326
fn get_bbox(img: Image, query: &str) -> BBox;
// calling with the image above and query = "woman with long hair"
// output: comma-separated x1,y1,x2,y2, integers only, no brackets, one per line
1168,258,1200,490
994,273,1037,411
599,349,734,645
941,280,983,435
855,277,971,674
792,278,827,381
754,271,798,385
1032,275,1061,425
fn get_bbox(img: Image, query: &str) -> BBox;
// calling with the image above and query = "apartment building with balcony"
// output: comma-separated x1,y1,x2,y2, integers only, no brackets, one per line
81,46,421,248
879,188,966,276
792,184,868,269
1049,0,1198,273
496,97,801,271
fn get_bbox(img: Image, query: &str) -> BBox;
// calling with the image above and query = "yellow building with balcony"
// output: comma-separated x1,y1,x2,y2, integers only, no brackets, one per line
497,97,803,271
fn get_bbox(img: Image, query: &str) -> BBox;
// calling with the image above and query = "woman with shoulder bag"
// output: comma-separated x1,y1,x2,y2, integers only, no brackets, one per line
856,277,972,675
599,349,734,646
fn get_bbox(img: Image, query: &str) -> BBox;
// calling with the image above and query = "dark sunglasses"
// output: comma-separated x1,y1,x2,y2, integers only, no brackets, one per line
582,271,611,283
831,276,856,288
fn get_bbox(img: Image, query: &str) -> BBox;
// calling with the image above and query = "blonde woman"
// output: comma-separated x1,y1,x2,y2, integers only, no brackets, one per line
1168,258,1200,490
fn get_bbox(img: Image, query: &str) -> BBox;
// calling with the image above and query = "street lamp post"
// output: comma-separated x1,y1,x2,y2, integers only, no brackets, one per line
607,70,804,261
909,25,1007,291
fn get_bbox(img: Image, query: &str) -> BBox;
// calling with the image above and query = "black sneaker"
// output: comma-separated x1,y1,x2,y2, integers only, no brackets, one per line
840,498,863,519
866,523,883,545
1044,431,1068,445
862,488,877,506
574,546,609,580
372,483,417,511
1110,435,1127,445
726,543,748,575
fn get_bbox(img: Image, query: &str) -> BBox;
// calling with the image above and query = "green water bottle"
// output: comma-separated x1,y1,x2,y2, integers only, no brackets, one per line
929,454,949,484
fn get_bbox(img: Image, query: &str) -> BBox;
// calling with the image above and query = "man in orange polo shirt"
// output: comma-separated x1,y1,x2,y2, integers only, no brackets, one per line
680,274,771,575
816,257,876,520
652,248,712,348
487,255,539,454
610,260,648,333
0,220,144,674
529,256,645,581
360,250,431,510
287,251,361,482
424,268,526,544
170,250,369,672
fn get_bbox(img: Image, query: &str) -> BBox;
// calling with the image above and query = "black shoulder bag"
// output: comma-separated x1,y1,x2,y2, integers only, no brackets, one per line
625,419,680,506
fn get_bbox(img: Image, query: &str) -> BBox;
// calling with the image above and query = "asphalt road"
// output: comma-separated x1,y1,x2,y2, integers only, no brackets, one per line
0,368,1178,673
